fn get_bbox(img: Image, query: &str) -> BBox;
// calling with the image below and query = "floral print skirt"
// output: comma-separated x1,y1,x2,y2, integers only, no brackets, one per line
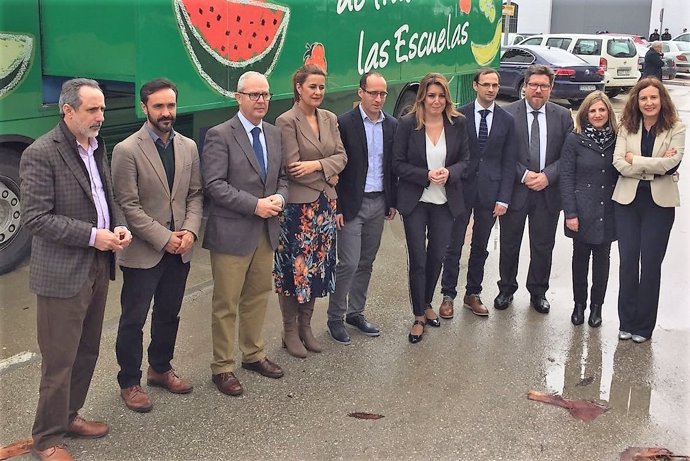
273,192,337,303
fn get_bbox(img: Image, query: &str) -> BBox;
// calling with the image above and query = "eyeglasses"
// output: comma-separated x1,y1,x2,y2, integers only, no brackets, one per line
476,83,500,89
526,83,552,91
361,89,388,98
237,92,272,101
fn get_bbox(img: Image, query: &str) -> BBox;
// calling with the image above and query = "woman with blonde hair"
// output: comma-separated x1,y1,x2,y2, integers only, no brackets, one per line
560,91,618,328
613,77,685,343
274,64,347,357
392,73,470,343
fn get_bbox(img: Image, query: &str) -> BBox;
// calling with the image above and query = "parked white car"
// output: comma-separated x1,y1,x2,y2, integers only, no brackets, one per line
519,33,640,98
661,41,690,73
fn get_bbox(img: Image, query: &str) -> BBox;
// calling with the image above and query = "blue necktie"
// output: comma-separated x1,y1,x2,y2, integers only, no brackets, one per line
478,109,490,151
251,127,266,179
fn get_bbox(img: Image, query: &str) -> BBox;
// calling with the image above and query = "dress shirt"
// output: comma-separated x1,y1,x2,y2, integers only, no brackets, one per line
521,100,547,183
77,137,110,246
146,124,176,148
474,100,495,137
358,104,385,193
420,130,448,204
237,111,268,169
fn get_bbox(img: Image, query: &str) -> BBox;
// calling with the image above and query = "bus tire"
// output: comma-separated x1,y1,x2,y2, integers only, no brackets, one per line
394,89,417,119
0,146,31,275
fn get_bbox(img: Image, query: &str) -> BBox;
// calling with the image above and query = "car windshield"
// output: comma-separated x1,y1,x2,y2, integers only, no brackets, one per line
607,39,636,57
535,47,589,65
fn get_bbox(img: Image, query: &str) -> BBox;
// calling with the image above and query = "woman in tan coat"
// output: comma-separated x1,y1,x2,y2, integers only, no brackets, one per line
613,77,685,343
274,65,347,357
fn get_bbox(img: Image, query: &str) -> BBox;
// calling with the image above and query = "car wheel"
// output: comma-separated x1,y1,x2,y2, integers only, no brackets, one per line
518,80,526,99
568,99,583,107
0,146,32,274
394,89,417,118
605,88,621,98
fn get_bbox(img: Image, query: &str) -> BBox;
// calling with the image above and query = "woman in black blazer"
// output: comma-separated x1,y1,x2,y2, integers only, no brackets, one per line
559,91,618,329
392,73,470,343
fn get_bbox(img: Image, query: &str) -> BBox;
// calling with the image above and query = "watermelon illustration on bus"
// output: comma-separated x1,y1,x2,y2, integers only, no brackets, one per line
0,0,502,274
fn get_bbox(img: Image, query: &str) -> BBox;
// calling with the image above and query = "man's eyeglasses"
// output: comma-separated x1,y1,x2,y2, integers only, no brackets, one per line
237,92,272,101
361,89,388,98
476,83,500,89
526,83,552,91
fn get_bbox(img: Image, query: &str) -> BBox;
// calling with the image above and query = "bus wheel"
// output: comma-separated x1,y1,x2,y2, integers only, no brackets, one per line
0,146,31,275
394,89,417,118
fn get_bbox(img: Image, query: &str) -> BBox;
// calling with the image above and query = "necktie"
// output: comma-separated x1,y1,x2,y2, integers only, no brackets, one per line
529,110,541,172
251,127,267,179
478,109,490,151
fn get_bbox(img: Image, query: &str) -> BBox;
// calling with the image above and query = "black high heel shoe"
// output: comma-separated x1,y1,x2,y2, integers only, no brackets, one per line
424,305,441,327
408,320,426,344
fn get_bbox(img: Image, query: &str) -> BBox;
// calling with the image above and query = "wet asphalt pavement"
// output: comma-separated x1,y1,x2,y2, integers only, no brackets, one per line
1,80,689,460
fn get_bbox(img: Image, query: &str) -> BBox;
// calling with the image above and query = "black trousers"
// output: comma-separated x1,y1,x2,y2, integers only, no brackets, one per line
441,201,495,299
402,202,453,316
497,190,560,297
116,253,190,389
571,240,612,305
615,188,674,338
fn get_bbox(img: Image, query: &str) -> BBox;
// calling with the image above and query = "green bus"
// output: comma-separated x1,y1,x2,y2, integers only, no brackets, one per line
0,0,502,274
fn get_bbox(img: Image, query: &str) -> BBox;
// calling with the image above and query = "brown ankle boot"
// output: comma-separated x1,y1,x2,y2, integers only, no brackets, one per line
298,301,322,353
279,295,307,358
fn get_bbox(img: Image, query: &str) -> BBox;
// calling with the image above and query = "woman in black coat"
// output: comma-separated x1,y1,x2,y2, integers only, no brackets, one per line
392,73,470,343
560,91,618,328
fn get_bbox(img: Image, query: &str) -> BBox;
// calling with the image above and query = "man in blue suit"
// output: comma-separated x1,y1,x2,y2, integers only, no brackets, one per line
439,68,516,319
327,72,397,344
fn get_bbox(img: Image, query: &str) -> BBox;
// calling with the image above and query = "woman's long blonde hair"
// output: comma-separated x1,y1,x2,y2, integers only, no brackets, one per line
575,91,618,134
409,73,461,130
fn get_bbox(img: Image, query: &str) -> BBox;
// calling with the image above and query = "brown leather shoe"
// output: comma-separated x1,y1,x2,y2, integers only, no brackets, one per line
31,445,74,461
439,298,454,319
241,358,284,379
120,385,153,413
212,372,243,396
66,415,109,439
463,294,489,317
147,367,193,394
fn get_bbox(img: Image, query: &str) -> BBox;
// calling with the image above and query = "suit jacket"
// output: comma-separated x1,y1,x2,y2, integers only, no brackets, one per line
111,125,203,268
335,106,397,221
201,114,288,256
392,113,470,218
612,121,685,207
503,99,574,212
19,121,126,298
276,104,347,203
459,102,516,208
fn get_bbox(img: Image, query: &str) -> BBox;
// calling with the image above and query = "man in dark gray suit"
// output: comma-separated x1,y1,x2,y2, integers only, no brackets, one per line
439,68,516,319
326,72,397,345
202,71,288,397
20,78,132,461
494,64,574,314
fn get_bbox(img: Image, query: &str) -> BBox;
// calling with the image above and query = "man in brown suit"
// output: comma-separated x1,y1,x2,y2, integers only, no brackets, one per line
111,78,203,412
20,78,132,461
202,71,288,396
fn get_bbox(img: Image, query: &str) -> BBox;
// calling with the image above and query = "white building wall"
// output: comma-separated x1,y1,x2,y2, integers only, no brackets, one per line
649,0,690,37
510,0,552,34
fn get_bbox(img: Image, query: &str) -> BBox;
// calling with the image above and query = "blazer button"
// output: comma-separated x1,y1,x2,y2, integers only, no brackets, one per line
601,154,604,157
600,201,604,205
601,185,605,189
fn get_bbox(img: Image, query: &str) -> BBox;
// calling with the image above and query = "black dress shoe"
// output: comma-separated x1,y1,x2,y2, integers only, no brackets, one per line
531,295,550,314
408,320,425,344
345,314,380,337
571,303,586,325
327,320,352,345
588,303,602,328
424,305,441,327
494,291,513,310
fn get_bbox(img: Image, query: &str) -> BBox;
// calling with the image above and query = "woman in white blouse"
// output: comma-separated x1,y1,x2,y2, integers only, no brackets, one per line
392,73,470,343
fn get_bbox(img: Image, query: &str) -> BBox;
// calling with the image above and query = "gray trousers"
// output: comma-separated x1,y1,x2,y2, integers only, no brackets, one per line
327,195,386,321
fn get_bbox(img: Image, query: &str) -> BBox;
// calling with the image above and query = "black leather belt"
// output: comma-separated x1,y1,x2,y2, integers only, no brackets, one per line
363,191,383,198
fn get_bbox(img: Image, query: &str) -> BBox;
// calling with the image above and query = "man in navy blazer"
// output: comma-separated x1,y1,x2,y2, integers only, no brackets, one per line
495,64,574,314
327,72,397,344
439,68,516,319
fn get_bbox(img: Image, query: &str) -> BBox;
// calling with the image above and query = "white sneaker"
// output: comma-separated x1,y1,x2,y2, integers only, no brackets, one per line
618,330,632,340
632,335,648,343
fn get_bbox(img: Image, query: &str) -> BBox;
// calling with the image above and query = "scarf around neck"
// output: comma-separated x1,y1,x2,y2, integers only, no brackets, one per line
582,123,614,148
